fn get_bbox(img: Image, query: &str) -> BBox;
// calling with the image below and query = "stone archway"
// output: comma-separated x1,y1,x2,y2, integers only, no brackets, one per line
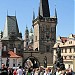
23,56,40,68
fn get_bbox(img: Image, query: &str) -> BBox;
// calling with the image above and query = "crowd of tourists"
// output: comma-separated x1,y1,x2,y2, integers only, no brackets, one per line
0,63,74,75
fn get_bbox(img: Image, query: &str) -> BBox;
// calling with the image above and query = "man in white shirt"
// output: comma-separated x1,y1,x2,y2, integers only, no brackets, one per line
56,67,61,75
44,68,49,75
17,66,23,75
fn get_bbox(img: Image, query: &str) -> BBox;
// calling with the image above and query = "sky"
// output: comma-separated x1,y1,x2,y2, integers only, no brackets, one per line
0,0,74,38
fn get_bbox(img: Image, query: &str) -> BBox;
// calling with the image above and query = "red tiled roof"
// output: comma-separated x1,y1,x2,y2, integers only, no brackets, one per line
2,51,21,58
60,37,67,43
8,51,21,58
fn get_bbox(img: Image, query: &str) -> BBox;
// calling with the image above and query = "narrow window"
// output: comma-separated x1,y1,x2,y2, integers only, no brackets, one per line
46,46,50,52
13,59,15,67
65,48,67,53
10,44,13,49
64,56,67,59
35,36,37,41
61,49,63,53
69,48,72,53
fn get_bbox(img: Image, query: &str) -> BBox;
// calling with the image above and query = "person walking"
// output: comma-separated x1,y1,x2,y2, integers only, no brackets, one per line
17,66,23,75
34,68,39,75
13,69,17,75
27,68,32,75
8,68,13,75
56,67,61,75
48,67,52,75
23,68,26,75
38,66,44,75
44,68,49,75
1,63,8,75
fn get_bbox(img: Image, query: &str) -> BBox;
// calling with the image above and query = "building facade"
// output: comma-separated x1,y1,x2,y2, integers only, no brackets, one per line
2,51,22,68
53,34,75,70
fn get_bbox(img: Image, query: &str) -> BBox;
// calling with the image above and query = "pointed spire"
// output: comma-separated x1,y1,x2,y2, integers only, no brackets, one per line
7,10,8,16
55,7,57,18
15,11,16,17
25,25,29,34
26,25,28,30
30,28,33,33
38,0,50,17
38,6,40,17
38,6,42,19
33,9,35,20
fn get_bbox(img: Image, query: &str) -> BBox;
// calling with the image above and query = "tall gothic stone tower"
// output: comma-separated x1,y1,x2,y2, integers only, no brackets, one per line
23,0,57,67
32,0,57,52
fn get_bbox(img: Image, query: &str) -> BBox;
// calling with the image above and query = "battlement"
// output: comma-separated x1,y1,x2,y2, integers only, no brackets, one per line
33,17,57,24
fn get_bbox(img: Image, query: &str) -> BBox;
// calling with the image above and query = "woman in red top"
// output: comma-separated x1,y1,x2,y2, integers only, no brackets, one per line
13,69,17,75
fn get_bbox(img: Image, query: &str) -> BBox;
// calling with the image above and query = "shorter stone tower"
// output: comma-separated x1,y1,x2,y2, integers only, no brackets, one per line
24,26,29,50
24,27,34,51
1,15,23,55
29,28,34,44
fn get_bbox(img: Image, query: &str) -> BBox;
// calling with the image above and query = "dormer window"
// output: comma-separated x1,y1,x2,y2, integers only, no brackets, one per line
71,41,72,44
69,41,72,44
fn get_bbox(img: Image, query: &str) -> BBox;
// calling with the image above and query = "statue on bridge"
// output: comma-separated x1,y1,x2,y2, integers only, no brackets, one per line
54,45,65,70
44,56,47,68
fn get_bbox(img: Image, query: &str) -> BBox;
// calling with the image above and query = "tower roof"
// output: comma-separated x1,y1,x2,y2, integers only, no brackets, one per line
2,16,20,40
38,0,50,17
30,28,33,33
55,8,57,18
25,26,29,34
33,10,35,20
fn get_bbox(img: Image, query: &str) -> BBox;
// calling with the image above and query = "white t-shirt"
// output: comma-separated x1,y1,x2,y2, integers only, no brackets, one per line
44,73,49,75
17,68,23,75
56,71,61,75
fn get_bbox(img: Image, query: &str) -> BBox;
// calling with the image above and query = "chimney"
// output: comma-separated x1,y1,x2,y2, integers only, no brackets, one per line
14,47,16,54
4,46,6,51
